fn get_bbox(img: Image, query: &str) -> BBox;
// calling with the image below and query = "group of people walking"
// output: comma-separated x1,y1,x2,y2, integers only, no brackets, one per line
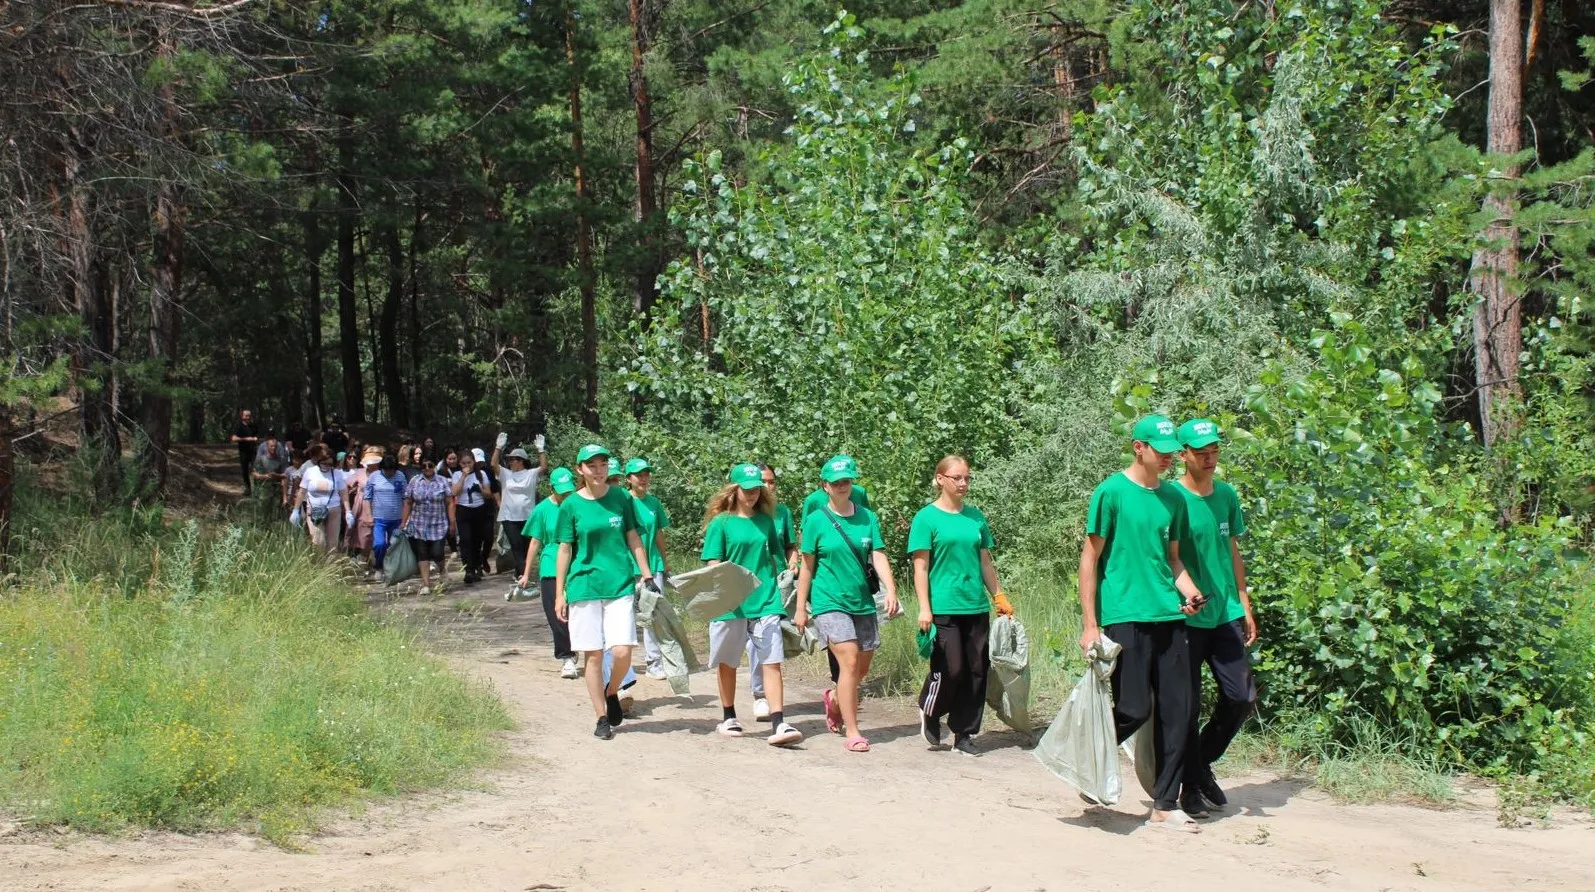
231,408,1258,829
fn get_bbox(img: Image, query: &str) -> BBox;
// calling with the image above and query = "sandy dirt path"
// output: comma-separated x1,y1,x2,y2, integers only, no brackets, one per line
4,572,1593,892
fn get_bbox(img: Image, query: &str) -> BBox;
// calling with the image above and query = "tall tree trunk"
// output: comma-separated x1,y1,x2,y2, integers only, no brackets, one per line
380,219,409,428
628,0,660,326
406,206,422,429
61,125,121,485
0,405,13,572
336,149,365,421
303,199,327,427
138,22,184,495
1468,0,1524,450
568,5,600,431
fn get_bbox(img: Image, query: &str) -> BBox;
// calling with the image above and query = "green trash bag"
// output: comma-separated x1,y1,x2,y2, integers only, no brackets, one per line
671,562,760,621
1033,635,1124,805
383,531,419,586
637,584,700,695
985,614,1032,732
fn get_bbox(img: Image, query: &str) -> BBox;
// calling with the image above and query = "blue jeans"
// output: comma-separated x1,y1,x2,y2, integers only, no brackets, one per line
372,517,402,568
602,650,638,689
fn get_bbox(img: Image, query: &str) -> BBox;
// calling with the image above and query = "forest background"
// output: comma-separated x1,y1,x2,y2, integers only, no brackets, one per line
3,0,1595,808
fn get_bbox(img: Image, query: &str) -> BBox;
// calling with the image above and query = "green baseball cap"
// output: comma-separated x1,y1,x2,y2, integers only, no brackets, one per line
1178,418,1222,449
728,462,764,490
550,467,577,494
624,457,652,475
575,443,609,463
820,454,860,483
606,458,623,479
1131,415,1182,454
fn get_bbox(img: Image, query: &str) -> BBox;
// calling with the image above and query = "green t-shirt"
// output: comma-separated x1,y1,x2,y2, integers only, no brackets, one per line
907,503,995,615
1172,480,1247,629
1085,472,1189,626
555,487,640,602
801,506,882,616
774,504,796,555
801,484,870,527
633,492,670,574
521,497,562,580
700,512,785,621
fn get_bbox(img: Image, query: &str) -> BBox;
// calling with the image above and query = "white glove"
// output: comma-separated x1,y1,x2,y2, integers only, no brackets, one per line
344,510,355,528
534,434,546,452
289,507,302,527
495,431,509,449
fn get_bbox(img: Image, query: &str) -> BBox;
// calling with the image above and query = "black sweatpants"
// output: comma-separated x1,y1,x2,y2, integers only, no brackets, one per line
917,612,991,737
238,453,253,493
1105,620,1193,811
539,575,574,660
456,503,494,577
1184,619,1257,782
500,520,529,577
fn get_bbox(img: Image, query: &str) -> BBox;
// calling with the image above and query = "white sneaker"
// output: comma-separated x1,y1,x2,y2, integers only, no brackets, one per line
753,698,771,721
646,663,667,680
560,658,579,679
618,686,635,709
716,718,745,737
768,722,803,747
417,585,431,597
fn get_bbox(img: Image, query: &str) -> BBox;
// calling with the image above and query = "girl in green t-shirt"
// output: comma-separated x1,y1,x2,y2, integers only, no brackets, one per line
909,455,1015,757
794,454,901,752
518,467,581,680
700,463,803,747
556,445,655,741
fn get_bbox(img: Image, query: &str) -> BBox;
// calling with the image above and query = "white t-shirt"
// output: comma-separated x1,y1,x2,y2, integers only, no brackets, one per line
496,466,543,522
451,468,492,509
301,465,346,511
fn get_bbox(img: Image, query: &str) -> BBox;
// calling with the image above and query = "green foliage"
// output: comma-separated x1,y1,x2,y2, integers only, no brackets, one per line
0,476,510,843
623,12,1039,540
1228,316,1595,769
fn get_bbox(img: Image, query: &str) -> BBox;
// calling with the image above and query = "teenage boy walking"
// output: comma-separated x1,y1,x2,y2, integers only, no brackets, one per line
1078,414,1207,833
1172,418,1257,815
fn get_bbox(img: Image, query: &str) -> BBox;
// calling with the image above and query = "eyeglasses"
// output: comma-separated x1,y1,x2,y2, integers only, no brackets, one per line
939,474,972,483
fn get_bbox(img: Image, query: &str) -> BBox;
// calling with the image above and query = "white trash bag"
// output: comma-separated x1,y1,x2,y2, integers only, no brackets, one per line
1033,634,1123,805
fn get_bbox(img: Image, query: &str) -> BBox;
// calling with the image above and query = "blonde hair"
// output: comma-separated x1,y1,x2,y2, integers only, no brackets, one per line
702,483,774,528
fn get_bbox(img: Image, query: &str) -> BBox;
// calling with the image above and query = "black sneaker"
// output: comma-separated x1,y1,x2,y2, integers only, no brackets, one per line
605,693,625,727
594,718,614,740
952,734,981,757
1179,793,1211,819
920,709,944,747
1198,769,1228,808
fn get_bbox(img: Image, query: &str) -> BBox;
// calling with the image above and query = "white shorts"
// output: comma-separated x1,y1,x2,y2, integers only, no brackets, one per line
568,598,638,653
708,615,784,669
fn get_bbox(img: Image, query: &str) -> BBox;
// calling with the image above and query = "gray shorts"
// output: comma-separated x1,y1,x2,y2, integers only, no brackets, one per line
813,610,880,652
708,615,784,668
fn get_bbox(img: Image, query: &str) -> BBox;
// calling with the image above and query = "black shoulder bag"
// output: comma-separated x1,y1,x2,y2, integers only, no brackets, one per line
822,507,880,594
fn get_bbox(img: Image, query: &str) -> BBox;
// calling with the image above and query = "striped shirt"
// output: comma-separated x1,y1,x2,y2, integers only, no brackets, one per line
364,471,408,522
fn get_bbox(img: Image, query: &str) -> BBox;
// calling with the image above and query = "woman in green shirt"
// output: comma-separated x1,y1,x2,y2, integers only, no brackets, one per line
910,455,1015,757
518,467,581,680
701,463,803,747
555,444,656,740
626,457,670,679
794,454,900,752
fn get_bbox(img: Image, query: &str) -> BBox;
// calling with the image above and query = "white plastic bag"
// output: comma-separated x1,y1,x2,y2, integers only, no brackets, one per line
1033,635,1123,805
671,562,761,621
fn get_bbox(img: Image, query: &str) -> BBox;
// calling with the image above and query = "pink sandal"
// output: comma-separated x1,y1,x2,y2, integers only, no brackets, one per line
822,688,842,734
844,736,871,752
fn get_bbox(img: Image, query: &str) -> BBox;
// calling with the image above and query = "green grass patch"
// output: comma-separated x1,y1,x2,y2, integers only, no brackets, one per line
0,511,511,844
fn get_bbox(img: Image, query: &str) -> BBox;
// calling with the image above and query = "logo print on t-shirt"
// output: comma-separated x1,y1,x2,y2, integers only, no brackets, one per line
1158,525,1169,542
1219,521,1230,536
609,516,623,529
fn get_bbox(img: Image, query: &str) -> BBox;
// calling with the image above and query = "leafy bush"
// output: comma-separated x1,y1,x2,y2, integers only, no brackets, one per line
1229,315,1595,770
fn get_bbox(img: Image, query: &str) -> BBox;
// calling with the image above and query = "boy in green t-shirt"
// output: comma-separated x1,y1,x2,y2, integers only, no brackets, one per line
625,457,671,679
1172,419,1257,815
1078,415,1207,833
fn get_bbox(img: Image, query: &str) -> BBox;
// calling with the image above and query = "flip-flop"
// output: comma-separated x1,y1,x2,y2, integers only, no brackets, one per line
844,736,871,752
822,689,842,734
1145,809,1202,834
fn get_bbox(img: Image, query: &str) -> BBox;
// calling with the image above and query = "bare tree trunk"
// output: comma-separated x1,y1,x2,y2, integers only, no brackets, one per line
139,22,184,495
61,125,122,484
406,205,422,428
1468,0,1524,450
304,198,327,427
380,219,409,428
628,0,660,326
568,5,600,432
336,147,365,421
0,404,13,572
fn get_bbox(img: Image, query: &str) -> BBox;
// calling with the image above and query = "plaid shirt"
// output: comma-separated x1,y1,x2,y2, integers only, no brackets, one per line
404,473,452,541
